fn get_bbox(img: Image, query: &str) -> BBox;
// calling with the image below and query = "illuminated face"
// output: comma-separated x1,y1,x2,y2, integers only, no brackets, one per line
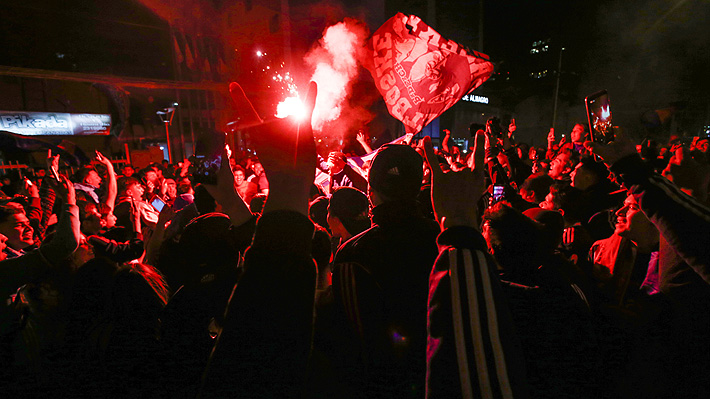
235,170,245,185
615,195,655,241
103,211,117,229
571,124,586,143
82,204,103,235
165,179,177,198
85,170,102,187
127,182,145,201
0,212,34,249
697,139,709,153
122,166,135,177
549,153,570,179
252,163,264,176
539,191,555,211
145,171,159,183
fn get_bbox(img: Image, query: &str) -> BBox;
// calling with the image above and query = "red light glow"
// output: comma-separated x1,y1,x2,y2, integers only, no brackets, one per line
276,96,306,120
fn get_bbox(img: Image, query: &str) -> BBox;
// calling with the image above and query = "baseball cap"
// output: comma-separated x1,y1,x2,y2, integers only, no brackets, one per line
368,144,423,201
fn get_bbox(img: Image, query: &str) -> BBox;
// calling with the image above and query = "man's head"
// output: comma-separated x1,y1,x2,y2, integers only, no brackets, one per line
571,156,609,191
328,187,370,240
78,200,103,236
251,162,264,177
539,181,584,225
367,144,424,206
520,173,554,204
615,194,658,246
482,203,543,274
548,149,575,179
164,178,177,198
662,146,710,202
696,138,709,153
76,166,102,187
118,176,144,201
0,202,34,250
122,165,135,178
523,207,565,253
234,165,246,185
142,169,159,185
571,123,586,143
150,163,164,179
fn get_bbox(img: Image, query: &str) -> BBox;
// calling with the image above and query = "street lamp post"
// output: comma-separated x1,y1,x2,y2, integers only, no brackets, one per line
552,47,565,130
157,104,178,164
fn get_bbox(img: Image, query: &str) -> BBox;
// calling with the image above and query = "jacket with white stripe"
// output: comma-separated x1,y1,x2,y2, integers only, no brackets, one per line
426,226,529,399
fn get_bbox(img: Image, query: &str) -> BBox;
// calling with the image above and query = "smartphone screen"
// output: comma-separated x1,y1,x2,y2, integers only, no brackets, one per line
151,197,166,212
492,185,504,203
585,90,613,143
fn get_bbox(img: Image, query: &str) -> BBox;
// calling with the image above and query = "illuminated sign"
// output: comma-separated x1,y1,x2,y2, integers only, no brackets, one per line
461,94,489,104
0,111,111,136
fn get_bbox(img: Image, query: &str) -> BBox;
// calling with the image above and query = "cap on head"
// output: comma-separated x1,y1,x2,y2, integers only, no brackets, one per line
368,144,423,201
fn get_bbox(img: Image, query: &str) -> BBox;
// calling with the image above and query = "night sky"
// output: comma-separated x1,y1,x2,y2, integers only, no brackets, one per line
1,0,708,142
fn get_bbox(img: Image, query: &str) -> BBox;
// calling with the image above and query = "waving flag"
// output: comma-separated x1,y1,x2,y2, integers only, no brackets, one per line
365,13,494,134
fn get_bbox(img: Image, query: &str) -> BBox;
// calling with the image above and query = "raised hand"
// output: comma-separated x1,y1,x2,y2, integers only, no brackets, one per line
229,81,318,216
47,149,61,181
95,150,114,171
356,130,373,153
584,127,637,166
202,144,240,207
356,131,367,143
422,131,486,230
48,175,76,206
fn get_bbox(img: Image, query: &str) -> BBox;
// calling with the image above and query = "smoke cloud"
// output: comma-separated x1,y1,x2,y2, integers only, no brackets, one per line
305,19,373,137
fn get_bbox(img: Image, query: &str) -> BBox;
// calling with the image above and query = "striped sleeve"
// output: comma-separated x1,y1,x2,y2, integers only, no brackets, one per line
427,233,529,399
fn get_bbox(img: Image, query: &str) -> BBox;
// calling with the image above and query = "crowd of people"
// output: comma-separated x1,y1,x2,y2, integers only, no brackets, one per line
0,81,709,398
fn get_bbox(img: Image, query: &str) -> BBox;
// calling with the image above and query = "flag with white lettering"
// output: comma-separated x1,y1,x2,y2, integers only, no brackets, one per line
364,13,494,133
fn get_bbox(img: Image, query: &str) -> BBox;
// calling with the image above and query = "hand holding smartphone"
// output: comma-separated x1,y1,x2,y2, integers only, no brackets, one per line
47,149,61,182
151,196,166,212
585,90,614,144
490,184,505,205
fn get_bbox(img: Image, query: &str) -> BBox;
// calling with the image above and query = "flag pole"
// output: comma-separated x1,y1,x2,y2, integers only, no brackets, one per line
551,47,565,130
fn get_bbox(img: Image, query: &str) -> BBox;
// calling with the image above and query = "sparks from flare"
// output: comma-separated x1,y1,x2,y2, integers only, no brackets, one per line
274,71,306,120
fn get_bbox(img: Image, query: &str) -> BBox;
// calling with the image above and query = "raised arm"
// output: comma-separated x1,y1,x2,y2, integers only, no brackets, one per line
0,175,80,298
422,132,529,398
200,81,319,398
96,150,118,212
441,129,452,155
202,145,253,228
356,130,373,154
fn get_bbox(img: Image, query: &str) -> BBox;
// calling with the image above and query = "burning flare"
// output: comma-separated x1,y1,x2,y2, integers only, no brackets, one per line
276,96,306,120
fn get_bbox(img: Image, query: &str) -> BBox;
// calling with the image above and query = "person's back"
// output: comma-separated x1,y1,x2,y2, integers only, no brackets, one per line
320,144,439,399
483,203,601,398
